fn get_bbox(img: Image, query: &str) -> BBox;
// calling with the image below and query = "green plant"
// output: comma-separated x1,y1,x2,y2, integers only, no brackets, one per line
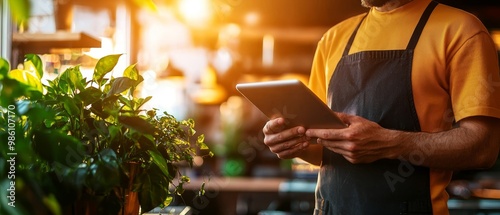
0,54,212,215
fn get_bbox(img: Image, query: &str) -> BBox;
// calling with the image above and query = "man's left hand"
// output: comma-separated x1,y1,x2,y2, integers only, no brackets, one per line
305,113,400,164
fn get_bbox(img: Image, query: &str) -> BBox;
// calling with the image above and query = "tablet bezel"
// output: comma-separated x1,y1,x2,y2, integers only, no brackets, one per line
236,79,347,129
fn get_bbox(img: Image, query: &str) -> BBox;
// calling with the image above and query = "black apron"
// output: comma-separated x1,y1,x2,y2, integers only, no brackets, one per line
315,1,438,215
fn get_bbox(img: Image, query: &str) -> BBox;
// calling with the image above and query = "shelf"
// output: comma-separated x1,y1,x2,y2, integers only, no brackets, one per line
12,31,101,53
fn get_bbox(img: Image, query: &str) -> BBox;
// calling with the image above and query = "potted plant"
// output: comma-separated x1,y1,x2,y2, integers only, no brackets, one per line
0,54,212,215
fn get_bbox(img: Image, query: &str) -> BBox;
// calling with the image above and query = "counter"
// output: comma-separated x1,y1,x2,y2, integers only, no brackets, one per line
181,177,500,215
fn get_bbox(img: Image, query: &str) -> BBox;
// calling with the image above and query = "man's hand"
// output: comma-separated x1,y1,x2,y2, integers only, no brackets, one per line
262,118,310,159
306,113,500,170
306,113,399,164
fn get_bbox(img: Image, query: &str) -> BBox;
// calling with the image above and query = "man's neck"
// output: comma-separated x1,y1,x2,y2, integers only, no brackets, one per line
375,0,414,12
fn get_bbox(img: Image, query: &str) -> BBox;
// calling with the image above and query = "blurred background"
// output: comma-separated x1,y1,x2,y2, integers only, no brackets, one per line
1,0,500,214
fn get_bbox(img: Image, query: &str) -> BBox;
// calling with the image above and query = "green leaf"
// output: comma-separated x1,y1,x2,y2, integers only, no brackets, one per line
98,148,118,163
77,87,103,106
175,182,185,195
106,77,136,97
42,194,62,215
135,96,152,110
24,54,43,79
163,196,173,208
57,78,69,94
26,104,55,127
147,150,170,178
138,165,170,212
118,116,157,135
87,158,120,193
199,182,206,196
52,161,83,187
102,93,120,104
32,129,85,167
118,96,134,110
108,125,121,143
8,69,43,92
0,58,9,78
59,65,84,91
123,63,139,81
136,135,156,152
61,96,81,116
102,99,121,118
0,78,33,106
93,54,122,84
8,0,31,24
90,100,110,119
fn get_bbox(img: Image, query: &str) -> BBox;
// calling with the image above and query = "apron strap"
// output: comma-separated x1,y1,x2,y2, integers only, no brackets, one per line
406,1,439,50
342,14,366,57
342,1,439,57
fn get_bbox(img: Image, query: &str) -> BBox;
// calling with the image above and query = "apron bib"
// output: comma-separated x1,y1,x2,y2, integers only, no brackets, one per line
315,1,438,214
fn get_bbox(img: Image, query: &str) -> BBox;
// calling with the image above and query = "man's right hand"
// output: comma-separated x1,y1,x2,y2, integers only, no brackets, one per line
262,117,311,159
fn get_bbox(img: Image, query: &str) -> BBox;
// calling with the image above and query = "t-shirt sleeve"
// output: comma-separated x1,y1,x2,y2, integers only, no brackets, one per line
308,37,328,103
450,31,500,121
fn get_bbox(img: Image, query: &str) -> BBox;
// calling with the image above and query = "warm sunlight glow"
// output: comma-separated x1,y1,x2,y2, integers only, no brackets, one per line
85,37,113,60
262,34,274,67
491,30,500,50
178,0,213,27
244,12,260,26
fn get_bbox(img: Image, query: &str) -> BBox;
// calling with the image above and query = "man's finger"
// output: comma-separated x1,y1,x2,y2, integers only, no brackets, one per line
263,118,287,134
306,128,347,140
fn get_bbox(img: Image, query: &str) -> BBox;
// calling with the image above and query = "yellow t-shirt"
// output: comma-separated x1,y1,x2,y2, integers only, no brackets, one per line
308,0,500,214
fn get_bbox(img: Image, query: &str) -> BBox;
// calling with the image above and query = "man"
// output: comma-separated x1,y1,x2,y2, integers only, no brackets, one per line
262,0,500,214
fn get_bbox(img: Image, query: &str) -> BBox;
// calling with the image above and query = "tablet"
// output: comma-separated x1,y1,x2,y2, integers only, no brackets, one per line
236,79,347,129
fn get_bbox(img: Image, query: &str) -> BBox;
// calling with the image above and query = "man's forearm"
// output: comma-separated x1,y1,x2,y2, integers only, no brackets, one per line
392,116,500,170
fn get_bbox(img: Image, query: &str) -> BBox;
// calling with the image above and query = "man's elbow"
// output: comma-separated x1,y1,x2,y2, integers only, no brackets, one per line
475,143,500,169
476,154,498,169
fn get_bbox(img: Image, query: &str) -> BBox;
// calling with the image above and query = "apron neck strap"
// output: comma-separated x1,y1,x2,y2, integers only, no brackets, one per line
342,14,366,56
406,0,438,50
342,0,439,57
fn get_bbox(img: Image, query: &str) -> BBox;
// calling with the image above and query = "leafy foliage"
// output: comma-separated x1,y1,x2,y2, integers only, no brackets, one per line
0,54,212,215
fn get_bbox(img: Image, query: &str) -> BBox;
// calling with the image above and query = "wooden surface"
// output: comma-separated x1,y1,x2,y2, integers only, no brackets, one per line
183,177,287,192
12,31,101,53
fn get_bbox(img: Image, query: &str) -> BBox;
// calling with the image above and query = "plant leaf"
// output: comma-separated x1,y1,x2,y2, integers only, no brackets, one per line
107,124,121,144
106,77,136,97
138,165,170,212
87,157,120,193
26,104,55,128
147,150,171,178
118,116,157,135
0,58,10,78
77,87,103,106
93,54,122,84
7,0,31,24
61,96,81,116
123,63,139,81
32,129,85,167
135,96,152,110
118,96,134,111
24,54,43,79
42,194,63,215
90,100,109,119
8,69,43,92
59,65,84,92
0,77,42,107
0,79,22,107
